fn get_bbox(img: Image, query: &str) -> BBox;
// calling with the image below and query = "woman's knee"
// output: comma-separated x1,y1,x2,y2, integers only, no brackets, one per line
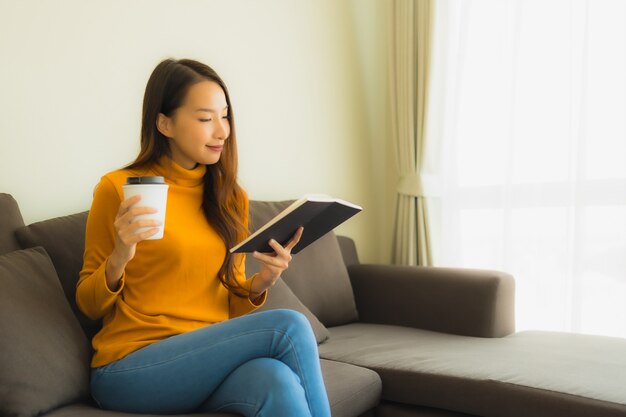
266,309,313,334
251,309,317,356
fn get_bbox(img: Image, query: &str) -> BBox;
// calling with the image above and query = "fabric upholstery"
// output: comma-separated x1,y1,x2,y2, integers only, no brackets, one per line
0,192,25,255
44,403,236,417
43,359,379,417
248,275,331,344
248,200,359,327
320,359,381,417
337,235,360,267
0,247,91,417
376,402,476,417
14,211,102,343
348,263,515,337
320,323,626,417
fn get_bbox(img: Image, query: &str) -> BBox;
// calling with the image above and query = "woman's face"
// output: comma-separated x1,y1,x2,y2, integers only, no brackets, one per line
157,80,231,169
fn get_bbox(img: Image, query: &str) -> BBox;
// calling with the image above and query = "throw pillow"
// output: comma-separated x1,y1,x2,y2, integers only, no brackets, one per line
250,276,330,344
14,211,101,343
249,200,359,327
0,247,91,417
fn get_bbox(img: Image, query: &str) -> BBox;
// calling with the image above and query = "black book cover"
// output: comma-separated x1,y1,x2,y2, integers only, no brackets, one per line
230,197,362,254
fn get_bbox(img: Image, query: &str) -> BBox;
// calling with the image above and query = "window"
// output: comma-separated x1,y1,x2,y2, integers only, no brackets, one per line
427,0,626,337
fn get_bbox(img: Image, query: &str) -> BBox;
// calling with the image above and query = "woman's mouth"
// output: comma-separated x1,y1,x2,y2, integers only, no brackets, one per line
206,145,223,152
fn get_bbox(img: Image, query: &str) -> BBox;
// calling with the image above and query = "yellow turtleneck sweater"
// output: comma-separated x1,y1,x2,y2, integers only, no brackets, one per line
76,155,267,368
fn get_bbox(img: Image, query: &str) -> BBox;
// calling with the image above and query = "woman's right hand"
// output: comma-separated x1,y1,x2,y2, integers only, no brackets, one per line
105,195,161,290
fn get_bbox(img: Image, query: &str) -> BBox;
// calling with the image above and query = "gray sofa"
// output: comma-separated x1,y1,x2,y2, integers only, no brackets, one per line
1,192,626,417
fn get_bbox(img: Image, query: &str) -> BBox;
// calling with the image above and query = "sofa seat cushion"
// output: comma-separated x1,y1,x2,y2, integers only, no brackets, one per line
44,403,237,416
43,359,379,417
43,404,236,417
44,403,236,417
0,247,91,417
320,358,381,417
319,323,626,417
248,200,359,327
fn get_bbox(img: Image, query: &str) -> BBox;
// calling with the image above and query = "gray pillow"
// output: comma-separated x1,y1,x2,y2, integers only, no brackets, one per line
0,247,91,417
14,211,101,343
250,277,330,344
249,200,359,327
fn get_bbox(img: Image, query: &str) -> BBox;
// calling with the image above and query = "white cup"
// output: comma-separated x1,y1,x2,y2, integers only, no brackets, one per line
122,176,169,240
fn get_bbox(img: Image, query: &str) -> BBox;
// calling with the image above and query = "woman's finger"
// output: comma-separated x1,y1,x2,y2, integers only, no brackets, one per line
268,239,291,259
253,251,289,269
284,226,304,252
137,227,160,241
120,223,160,243
118,195,142,216
120,206,158,226
128,219,162,231
269,239,292,264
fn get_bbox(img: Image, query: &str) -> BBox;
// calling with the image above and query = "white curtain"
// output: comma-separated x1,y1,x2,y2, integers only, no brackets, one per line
427,0,626,337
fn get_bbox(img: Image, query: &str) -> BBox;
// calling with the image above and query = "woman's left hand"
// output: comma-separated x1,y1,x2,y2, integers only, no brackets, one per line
250,226,304,296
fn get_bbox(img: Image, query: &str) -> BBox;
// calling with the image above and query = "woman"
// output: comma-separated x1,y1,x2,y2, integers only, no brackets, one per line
76,58,331,417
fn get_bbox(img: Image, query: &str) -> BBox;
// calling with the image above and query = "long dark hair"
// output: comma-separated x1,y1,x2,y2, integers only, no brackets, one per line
124,58,250,298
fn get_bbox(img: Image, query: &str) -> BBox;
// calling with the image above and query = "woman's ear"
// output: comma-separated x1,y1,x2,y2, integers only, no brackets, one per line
156,113,172,138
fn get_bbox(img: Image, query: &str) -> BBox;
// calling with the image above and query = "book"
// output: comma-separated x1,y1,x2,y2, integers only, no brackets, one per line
230,194,363,255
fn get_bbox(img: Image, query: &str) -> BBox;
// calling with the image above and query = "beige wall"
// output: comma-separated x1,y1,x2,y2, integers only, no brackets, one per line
0,0,391,263
349,0,395,263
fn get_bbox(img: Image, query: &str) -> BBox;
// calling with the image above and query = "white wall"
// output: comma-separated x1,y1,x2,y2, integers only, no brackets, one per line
0,0,391,263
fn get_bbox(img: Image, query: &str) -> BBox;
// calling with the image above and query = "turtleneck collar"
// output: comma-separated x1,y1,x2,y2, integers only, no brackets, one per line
152,154,206,187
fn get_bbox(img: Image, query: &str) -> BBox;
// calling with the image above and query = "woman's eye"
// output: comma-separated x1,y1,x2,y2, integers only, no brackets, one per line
199,117,229,122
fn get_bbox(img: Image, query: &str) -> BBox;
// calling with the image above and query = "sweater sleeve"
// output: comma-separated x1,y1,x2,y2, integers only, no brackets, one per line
76,176,125,320
229,191,268,319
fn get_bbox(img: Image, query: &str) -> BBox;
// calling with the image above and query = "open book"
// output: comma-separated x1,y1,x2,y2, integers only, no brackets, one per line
230,194,363,255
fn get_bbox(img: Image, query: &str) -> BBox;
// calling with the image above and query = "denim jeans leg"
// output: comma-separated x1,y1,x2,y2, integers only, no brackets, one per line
198,357,312,417
90,309,331,416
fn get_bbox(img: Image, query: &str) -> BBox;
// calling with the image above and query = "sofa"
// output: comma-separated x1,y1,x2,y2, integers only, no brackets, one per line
1,192,626,417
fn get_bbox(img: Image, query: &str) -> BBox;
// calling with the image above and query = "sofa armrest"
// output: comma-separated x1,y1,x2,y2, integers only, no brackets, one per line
348,264,515,338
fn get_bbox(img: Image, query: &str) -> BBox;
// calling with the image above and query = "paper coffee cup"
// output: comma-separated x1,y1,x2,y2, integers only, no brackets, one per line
122,176,169,240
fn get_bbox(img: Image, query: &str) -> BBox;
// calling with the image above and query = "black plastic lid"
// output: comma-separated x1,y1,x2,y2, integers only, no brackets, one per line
125,176,165,185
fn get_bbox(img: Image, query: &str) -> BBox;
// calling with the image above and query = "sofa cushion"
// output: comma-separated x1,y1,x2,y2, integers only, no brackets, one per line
0,193,25,255
14,211,102,343
320,359,381,417
42,359,380,417
44,403,237,417
0,247,91,417
249,200,359,327
249,276,331,344
375,402,475,417
319,323,626,417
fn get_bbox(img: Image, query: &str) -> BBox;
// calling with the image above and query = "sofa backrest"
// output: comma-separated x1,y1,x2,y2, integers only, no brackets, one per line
336,235,360,267
2,194,360,342
0,193,25,255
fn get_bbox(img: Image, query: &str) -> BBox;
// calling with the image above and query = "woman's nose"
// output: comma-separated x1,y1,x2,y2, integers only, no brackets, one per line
215,119,229,139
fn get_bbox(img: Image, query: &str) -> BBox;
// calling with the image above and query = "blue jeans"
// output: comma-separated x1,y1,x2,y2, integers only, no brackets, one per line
90,309,331,417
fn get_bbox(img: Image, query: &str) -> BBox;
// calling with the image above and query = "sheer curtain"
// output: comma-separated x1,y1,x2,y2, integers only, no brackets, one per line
427,0,626,337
